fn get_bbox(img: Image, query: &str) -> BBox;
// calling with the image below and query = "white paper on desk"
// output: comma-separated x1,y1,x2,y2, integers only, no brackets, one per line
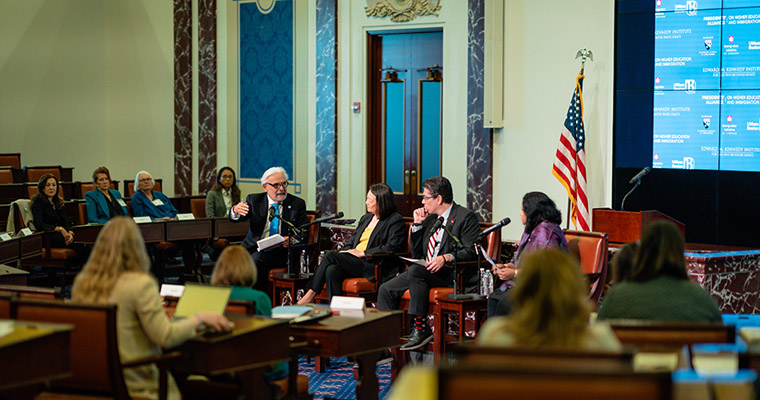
0,320,14,339
133,216,152,224
399,256,426,266
257,234,285,251
176,213,195,220
20,228,33,236
0,233,11,241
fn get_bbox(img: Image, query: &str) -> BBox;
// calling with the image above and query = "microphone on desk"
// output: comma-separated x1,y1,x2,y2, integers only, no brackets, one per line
303,211,345,228
479,217,511,238
429,217,445,235
628,167,651,184
268,206,277,221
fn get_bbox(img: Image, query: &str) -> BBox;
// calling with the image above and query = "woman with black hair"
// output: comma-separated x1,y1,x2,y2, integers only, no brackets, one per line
205,166,241,217
298,183,406,304
487,191,569,317
31,173,75,248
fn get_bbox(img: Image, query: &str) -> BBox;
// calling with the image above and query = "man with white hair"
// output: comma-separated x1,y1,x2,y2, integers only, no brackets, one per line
230,166,308,291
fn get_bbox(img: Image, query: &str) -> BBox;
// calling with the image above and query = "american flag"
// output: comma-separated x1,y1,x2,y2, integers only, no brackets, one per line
552,72,590,231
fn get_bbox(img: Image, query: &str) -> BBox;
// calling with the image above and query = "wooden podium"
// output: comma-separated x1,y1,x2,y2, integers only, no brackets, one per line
592,208,685,244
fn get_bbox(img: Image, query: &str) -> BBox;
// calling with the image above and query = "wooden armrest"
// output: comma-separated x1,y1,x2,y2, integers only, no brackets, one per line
121,351,181,369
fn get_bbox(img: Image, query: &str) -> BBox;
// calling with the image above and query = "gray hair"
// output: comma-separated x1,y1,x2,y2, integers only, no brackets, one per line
135,170,153,184
260,166,288,183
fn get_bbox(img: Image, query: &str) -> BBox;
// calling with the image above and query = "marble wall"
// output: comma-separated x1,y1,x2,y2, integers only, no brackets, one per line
198,0,218,194
315,0,338,214
687,250,760,314
466,0,493,222
173,0,193,196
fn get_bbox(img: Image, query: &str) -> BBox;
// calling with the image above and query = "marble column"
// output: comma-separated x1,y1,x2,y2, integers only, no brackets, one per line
198,0,217,194
174,0,193,196
315,0,338,214
466,0,493,222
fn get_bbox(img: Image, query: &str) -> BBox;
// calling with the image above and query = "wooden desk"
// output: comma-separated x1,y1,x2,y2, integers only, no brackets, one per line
0,320,72,390
0,233,43,265
166,219,213,279
213,217,249,239
436,297,488,361
0,184,25,203
73,221,166,244
290,308,403,400
172,316,291,400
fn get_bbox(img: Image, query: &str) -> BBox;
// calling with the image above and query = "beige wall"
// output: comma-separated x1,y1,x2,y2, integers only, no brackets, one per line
1,0,615,236
0,0,176,192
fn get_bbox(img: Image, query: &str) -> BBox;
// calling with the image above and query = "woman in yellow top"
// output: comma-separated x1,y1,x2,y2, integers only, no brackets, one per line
71,217,230,400
298,183,406,304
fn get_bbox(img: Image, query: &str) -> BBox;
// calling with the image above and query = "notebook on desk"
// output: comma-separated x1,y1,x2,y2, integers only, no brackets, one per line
174,283,232,318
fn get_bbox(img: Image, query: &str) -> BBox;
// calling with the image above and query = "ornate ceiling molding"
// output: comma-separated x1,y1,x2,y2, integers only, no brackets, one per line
365,0,442,23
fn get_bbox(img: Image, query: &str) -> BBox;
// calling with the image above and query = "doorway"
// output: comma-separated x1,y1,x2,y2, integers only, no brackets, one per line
367,31,443,216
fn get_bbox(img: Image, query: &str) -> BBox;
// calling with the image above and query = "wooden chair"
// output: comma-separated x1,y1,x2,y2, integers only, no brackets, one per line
0,167,13,184
25,166,62,183
437,364,672,400
76,181,117,199
0,153,21,169
0,291,13,318
564,229,609,307
124,179,163,198
25,183,63,199
190,197,206,218
0,284,62,299
610,320,735,346
449,344,635,372
12,297,177,400
76,201,88,225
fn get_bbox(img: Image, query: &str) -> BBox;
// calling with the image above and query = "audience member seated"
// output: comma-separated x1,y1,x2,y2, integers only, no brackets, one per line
479,249,622,351
85,165,128,224
610,242,639,284
72,217,230,400
597,221,722,322
211,245,272,317
209,244,288,384
31,173,82,252
206,166,241,218
131,170,178,219
298,183,406,304
487,191,569,317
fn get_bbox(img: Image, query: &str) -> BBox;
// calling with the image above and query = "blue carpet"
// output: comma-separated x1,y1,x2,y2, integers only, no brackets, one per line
297,356,392,400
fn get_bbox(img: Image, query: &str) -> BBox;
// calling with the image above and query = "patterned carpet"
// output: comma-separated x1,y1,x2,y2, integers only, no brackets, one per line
298,356,392,400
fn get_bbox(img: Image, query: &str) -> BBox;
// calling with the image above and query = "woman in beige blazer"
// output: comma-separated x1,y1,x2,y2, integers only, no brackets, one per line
72,216,230,400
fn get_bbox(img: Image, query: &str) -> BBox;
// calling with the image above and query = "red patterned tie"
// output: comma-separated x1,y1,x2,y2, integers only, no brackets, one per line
426,228,439,262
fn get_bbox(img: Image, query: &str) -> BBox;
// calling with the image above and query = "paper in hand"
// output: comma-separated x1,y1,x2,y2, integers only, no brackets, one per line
481,249,496,266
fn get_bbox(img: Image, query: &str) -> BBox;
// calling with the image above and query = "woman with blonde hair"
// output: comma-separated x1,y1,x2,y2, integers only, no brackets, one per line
211,245,272,317
72,216,230,400
478,249,621,350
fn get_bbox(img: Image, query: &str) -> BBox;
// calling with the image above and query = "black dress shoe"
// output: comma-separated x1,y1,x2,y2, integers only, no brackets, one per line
401,327,433,351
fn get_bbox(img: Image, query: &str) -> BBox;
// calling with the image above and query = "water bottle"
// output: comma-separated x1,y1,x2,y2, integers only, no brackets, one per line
300,249,309,275
317,251,325,267
480,268,494,296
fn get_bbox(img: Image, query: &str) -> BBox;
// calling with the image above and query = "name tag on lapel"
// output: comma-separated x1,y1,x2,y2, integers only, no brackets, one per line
152,199,164,206
117,199,127,207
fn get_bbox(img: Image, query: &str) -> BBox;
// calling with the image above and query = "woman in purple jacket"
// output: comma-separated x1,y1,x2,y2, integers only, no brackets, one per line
487,191,569,317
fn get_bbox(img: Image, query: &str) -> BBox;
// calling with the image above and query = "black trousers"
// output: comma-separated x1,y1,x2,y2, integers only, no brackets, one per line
250,247,289,292
306,251,370,300
487,287,512,317
377,264,454,317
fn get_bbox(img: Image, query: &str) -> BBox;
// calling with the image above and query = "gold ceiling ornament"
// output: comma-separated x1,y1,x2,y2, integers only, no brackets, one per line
365,0,442,23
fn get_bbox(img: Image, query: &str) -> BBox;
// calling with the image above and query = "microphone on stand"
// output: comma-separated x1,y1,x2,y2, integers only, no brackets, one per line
301,211,345,229
268,206,276,221
628,167,651,184
429,217,445,235
479,217,511,238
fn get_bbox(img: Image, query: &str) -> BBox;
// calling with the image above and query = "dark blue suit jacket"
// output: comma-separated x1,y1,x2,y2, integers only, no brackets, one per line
85,189,128,224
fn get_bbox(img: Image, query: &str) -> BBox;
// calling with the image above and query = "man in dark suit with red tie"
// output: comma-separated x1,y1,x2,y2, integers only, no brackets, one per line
377,176,481,350
229,166,308,292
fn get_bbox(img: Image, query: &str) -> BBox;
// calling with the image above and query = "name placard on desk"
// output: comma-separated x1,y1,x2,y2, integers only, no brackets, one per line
160,283,185,297
176,213,195,221
0,233,12,241
133,217,152,224
330,295,365,311
19,228,33,236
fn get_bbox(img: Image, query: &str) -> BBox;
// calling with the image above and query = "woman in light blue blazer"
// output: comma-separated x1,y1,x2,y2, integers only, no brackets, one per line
85,166,128,224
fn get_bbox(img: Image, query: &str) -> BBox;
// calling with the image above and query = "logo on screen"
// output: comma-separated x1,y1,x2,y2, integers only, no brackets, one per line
686,1,698,15
685,79,696,93
656,0,662,7
684,157,695,169
727,115,733,123
703,118,711,129
704,39,712,50
654,153,660,161
655,77,661,85
729,35,735,44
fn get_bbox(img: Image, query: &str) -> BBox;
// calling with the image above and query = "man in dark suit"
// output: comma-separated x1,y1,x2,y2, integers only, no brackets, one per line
229,166,308,291
377,176,481,350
